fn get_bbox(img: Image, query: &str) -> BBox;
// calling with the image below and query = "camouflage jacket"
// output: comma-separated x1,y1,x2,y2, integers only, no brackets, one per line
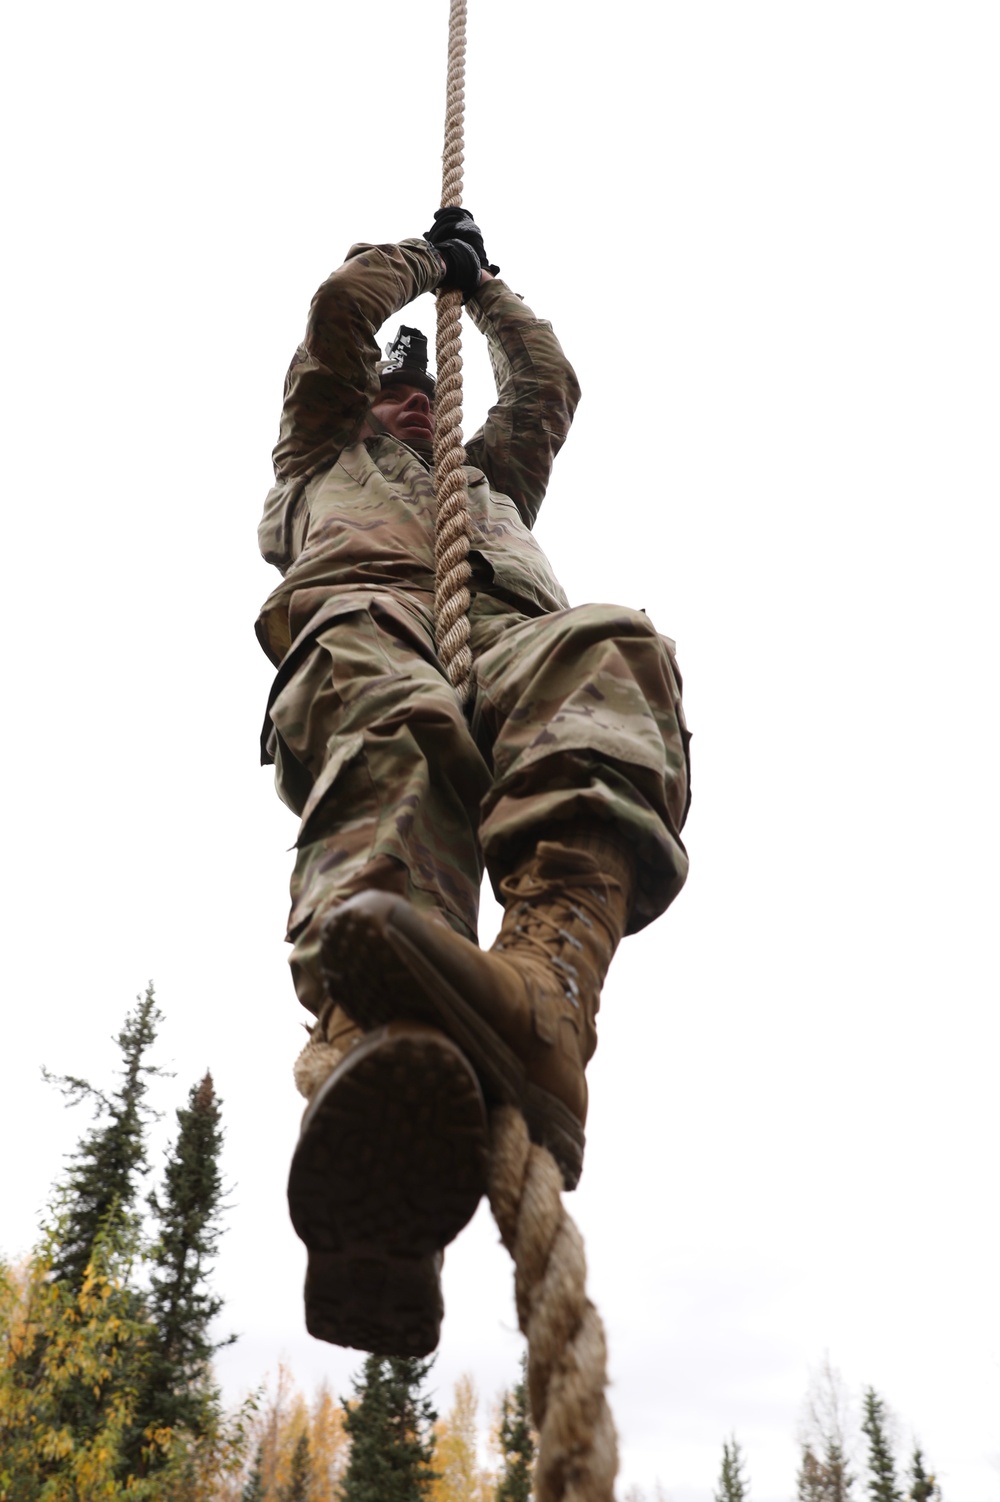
256,238,581,666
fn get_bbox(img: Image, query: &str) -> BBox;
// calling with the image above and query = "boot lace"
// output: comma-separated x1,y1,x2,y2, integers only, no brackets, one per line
493,876,603,1009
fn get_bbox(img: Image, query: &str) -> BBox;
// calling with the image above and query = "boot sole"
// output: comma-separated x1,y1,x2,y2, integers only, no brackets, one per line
288,1025,488,1354
303,1250,443,1358
322,898,585,1190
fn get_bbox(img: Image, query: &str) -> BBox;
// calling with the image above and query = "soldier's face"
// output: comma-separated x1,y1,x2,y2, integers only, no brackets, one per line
370,383,435,448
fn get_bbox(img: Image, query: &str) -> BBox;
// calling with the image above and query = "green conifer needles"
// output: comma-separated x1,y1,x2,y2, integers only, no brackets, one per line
341,1355,438,1502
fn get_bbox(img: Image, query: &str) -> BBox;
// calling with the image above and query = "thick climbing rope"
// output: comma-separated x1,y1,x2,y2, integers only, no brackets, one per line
432,0,474,703
432,5,620,1497
489,1109,620,1502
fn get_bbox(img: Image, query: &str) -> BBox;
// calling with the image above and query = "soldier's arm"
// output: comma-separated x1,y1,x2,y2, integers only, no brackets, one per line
271,238,445,483
463,278,581,528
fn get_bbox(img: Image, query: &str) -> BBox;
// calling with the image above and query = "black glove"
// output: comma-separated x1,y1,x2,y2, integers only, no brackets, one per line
431,237,484,300
425,207,500,276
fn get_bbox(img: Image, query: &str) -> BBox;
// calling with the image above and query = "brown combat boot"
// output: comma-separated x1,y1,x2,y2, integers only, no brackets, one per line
288,1007,488,1355
321,828,634,1189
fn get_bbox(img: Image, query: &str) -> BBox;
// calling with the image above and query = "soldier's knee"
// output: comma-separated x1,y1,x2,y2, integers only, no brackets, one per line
563,602,661,643
546,607,670,687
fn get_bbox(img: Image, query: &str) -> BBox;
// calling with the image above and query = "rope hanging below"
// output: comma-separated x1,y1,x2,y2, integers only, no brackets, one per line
430,6,620,1498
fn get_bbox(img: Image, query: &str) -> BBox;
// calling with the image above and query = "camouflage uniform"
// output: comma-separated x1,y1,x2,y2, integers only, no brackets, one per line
257,239,690,1017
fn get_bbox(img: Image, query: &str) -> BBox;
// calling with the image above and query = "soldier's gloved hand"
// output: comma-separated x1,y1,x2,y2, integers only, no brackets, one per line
431,237,485,300
425,207,500,276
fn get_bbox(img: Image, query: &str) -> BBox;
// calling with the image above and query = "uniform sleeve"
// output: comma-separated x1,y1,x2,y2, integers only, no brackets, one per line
270,238,444,484
463,278,581,529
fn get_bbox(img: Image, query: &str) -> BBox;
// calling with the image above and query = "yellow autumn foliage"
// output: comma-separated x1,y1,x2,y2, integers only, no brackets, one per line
428,1373,495,1502
0,1232,250,1501
214,1364,350,1502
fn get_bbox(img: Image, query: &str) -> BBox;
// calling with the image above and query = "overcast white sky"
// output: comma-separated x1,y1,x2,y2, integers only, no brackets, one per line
2,1,998,1497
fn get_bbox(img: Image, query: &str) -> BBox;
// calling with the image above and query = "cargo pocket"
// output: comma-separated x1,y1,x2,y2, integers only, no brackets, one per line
294,731,369,850
284,729,377,951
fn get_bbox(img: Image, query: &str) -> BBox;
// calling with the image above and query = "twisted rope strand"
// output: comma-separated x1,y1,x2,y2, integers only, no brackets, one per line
433,285,473,699
441,0,467,207
488,1108,619,1502
432,6,619,1494
433,0,473,703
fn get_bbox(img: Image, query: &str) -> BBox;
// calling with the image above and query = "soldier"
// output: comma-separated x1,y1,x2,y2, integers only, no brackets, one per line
256,211,690,1356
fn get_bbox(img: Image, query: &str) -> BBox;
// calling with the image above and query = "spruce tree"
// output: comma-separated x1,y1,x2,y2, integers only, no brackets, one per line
126,1071,230,1473
0,1217,181,1499
7,987,248,1493
20,986,166,1467
908,1446,938,1502
861,1389,901,1502
496,1355,535,1502
341,1355,437,1502
241,1445,266,1501
284,1429,312,1501
715,1436,750,1502
45,983,166,1288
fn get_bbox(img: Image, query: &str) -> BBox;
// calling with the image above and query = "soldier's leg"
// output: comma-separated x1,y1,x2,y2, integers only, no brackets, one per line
267,591,492,1016
473,601,690,921
322,602,690,1188
268,591,492,1353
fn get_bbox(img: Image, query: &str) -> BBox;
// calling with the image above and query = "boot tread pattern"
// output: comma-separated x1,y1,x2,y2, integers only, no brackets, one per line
288,1028,488,1354
304,1249,443,1356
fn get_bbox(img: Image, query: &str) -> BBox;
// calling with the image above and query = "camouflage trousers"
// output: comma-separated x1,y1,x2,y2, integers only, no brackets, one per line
265,586,691,1016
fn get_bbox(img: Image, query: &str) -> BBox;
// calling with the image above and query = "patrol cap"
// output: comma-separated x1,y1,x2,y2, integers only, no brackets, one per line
376,325,436,398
